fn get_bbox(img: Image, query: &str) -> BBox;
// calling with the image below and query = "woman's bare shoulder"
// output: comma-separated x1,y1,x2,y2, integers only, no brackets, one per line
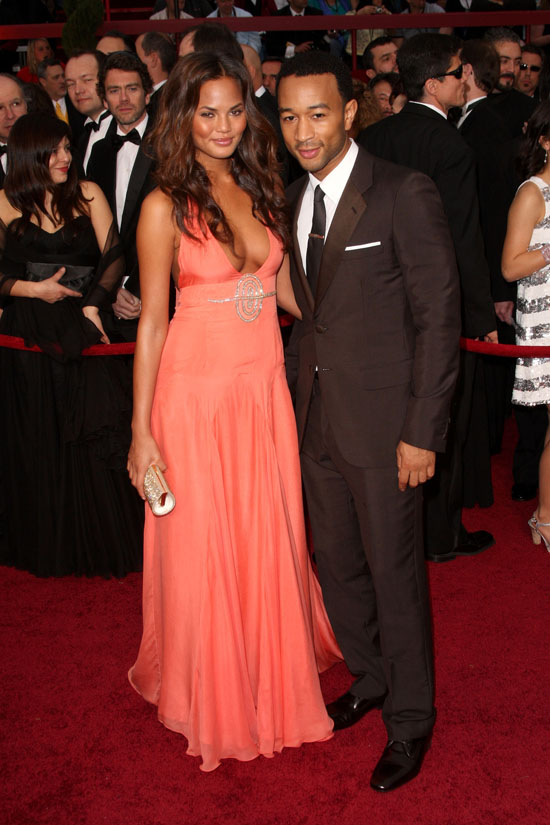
142,187,173,218
0,189,19,225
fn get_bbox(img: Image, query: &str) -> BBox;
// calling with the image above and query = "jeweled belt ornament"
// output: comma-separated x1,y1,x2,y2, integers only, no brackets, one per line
208,273,276,322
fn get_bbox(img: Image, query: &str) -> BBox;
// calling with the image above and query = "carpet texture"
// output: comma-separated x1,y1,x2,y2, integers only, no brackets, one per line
2,418,549,825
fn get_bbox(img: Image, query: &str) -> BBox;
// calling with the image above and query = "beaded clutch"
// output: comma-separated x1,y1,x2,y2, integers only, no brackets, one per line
143,464,176,516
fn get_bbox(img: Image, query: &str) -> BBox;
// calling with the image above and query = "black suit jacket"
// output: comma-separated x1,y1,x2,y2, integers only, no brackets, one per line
86,120,157,299
265,7,329,58
458,98,516,303
287,147,460,468
361,102,495,338
485,88,536,140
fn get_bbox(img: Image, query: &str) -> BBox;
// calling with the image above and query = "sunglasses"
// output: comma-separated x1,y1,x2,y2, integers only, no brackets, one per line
435,64,464,80
520,63,542,73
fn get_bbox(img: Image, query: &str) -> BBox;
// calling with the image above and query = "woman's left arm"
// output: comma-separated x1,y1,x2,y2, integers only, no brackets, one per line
80,181,123,343
276,253,302,319
502,182,548,283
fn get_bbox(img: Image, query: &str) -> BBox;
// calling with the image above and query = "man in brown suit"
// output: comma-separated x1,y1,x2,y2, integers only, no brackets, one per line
278,53,461,792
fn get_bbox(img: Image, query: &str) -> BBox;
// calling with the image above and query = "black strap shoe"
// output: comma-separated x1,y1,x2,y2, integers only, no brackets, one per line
326,691,385,731
370,737,429,792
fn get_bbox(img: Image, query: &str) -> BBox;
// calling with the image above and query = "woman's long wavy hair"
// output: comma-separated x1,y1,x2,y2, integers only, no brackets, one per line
150,52,290,250
4,113,90,237
517,102,550,180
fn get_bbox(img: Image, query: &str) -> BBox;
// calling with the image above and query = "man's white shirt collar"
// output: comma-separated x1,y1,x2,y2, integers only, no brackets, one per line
410,100,447,120
297,139,358,274
307,139,358,208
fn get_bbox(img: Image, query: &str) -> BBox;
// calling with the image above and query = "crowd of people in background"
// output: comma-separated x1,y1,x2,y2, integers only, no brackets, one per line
0,9,547,571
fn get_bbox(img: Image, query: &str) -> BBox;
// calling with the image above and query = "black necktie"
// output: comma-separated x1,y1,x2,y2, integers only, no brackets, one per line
306,185,326,298
112,129,141,152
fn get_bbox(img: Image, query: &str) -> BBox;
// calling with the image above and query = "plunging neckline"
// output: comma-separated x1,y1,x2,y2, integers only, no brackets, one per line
211,223,273,277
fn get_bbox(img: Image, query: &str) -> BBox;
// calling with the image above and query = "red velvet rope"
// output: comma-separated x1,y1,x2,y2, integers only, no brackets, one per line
1,330,549,358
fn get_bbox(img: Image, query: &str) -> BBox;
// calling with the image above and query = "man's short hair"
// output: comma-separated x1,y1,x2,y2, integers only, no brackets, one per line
191,22,244,61
99,29,135,53
522,43,545,60
397,33,462,102
98,50,153,99
67,49,106,75
362,36,394,73
277,51,354,104
483,27,522,47
140,31,177,74
36,57,63,80
0,73,25,94
460,39,500,95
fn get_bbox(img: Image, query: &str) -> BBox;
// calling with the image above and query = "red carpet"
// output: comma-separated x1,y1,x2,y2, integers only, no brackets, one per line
2,417,550,825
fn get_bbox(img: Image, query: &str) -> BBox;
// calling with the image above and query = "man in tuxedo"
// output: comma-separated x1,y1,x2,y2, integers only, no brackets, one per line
484,28,536,138
362,33,497,562
87,51,156,342
65,50,113,175
278,52,460,791
135,31,176,124
0,74,27,187
265,0,329,59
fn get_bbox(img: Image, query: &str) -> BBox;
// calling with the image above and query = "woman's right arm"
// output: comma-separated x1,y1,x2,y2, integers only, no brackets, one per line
502,182,548,283
127,189,176,499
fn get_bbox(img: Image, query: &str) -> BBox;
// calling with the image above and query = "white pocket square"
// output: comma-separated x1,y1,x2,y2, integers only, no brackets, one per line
345,241,381,251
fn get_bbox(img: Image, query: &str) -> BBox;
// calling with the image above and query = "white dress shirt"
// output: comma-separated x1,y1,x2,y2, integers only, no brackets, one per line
83,110,113,173
297,139,359,274
457,95,486,129
115,114,148,231
1,145,7,176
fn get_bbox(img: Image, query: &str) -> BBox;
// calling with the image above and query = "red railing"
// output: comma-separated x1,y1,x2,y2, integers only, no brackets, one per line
1,12,550,71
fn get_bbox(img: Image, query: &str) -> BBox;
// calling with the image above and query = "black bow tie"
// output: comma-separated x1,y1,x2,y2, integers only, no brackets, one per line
112,129,141,151
0,144,7,157
85,111,110,133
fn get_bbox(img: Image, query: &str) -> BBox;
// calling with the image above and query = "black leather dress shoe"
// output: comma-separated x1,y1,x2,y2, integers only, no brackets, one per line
426,530,495,563
511,482,538,502
370,737,429,792
326,691,385,731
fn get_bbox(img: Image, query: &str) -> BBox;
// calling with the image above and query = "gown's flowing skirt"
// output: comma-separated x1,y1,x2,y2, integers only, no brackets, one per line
129,270,340,771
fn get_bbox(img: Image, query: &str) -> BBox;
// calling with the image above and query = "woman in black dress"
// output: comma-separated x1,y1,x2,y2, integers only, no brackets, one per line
0,114,143,577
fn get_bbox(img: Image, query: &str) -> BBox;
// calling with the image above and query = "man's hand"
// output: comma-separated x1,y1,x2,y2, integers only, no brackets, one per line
295,41,314,53
396,441,436,492
113,287,141,320
494,301,514,325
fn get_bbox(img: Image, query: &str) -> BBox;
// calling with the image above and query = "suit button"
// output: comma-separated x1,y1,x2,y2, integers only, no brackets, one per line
315,324,328,334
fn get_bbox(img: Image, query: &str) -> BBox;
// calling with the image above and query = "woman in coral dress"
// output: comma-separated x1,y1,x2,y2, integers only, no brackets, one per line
127,53,340,771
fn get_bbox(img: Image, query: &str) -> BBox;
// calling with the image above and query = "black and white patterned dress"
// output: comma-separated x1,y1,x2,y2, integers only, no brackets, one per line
513,176,550,407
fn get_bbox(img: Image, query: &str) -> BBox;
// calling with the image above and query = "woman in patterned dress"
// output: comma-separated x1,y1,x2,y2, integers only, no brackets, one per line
503,102,550,552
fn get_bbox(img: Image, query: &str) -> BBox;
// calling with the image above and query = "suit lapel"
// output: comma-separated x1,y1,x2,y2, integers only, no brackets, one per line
315,150,373,307
290,180,315,313
120,145,153,238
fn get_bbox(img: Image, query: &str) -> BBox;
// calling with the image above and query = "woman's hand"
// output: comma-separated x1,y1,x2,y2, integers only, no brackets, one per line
82,305,110,344
128,432,167,500
33,268,83,303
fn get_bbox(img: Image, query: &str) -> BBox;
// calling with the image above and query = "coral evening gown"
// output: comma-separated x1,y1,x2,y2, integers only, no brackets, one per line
129,223,341,771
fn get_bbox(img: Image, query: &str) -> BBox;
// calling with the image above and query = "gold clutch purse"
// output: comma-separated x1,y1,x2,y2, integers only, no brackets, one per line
143,464,176,516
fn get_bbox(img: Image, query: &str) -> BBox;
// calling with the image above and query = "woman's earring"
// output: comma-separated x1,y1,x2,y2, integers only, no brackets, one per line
545,149,548,165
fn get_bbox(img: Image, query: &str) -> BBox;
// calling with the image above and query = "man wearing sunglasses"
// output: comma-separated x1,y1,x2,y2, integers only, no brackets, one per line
361,33,496,564
517,45,544,99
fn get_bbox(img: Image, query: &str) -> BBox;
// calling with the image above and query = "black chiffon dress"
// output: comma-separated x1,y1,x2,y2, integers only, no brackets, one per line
0,215,144,577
